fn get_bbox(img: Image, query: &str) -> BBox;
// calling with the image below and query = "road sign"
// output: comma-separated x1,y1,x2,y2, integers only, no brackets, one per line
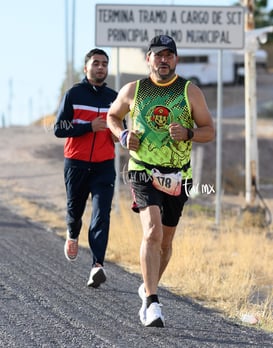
96,5,244,49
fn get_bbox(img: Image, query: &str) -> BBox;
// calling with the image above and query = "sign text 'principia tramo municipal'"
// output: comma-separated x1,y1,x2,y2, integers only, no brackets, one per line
95,5,244,49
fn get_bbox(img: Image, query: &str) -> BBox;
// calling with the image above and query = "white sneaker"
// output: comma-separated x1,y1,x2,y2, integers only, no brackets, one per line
138,283,147,325
64,231,78,262
145,302,165,327
87,265,106,288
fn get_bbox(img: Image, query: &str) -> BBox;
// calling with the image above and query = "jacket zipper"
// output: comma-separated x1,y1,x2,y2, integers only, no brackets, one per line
89,107,99,161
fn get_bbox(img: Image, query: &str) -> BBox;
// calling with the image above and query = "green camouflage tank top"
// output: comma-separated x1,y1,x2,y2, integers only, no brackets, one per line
128,75,193,179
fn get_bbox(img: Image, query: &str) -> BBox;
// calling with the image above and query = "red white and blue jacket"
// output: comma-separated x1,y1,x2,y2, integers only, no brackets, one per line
54,77,117,164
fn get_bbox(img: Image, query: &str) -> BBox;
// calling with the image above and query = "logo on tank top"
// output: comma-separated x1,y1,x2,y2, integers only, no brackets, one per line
148,106,173,131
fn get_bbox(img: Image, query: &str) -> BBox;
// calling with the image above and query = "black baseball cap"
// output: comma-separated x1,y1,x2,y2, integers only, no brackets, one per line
148,35,177,56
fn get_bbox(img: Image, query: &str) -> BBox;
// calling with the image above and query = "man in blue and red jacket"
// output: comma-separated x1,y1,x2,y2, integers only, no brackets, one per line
55,48,117,288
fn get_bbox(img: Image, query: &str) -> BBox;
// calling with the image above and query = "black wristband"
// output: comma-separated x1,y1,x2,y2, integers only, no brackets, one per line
187,128,194,140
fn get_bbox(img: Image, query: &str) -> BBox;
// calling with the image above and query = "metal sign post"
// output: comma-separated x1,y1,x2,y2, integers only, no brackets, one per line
114,47,121,213
215,49,223,226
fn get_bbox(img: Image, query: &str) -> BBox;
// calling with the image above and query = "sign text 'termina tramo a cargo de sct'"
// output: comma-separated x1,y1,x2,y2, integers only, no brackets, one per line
95,5,244,49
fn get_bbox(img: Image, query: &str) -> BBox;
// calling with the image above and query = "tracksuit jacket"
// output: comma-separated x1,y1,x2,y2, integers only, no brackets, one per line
54,76,117,166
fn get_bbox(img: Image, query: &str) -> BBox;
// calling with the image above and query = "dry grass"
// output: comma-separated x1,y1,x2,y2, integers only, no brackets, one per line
4,183,273,332
98,191,273,332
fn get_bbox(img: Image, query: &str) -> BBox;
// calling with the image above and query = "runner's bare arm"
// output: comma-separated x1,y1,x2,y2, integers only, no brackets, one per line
107,82,136,138
187,82,215,143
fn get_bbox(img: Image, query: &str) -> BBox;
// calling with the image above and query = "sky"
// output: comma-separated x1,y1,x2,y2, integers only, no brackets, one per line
1,0,273,126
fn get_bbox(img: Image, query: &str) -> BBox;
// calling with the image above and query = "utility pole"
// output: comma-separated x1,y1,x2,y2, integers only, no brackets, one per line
7,78,13,126
71,0,76,85
244,0,259,206
65,0,70,90
65,0,75,89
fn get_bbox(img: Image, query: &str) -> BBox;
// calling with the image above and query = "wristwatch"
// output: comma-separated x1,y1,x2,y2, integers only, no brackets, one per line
187,128,194,140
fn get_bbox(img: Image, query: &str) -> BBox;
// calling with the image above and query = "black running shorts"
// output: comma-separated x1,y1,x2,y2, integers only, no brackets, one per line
129,170,192,227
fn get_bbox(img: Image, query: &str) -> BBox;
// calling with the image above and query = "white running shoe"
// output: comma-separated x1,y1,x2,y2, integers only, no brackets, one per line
87,265,106,288
138,283,147,325
145,302,165,327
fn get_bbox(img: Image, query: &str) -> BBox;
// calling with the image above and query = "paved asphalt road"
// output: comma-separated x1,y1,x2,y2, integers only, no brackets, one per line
1,203,273,348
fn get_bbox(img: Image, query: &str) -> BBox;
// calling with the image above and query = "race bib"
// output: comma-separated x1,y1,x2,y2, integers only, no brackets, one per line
151,168,182,196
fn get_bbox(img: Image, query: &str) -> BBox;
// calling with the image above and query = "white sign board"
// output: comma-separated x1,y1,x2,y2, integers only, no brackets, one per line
96,5,244,49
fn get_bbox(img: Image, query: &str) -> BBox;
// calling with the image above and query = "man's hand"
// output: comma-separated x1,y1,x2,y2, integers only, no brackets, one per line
169,123,188,141
126,131,140,151
119,130,140,151
92,116,107,132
